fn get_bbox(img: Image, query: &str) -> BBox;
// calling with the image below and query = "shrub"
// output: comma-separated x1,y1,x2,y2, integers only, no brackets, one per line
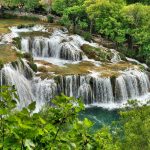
47,15,54,23
17,24,35,29
19,15,39,21
82,32,92,42
23,53,33,62
12,37,21,49
29,62,37,72
0,13,17,19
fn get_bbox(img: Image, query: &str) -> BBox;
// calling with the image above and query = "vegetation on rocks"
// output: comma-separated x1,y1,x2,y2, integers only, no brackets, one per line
81,44,113,62
35,59,141,79
0,45,18,64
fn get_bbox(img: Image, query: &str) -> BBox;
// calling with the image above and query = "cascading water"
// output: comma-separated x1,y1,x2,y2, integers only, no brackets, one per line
32,77,57,110
21,30,86,61
2,26,150,109
0,60,34,108
50,70,150,106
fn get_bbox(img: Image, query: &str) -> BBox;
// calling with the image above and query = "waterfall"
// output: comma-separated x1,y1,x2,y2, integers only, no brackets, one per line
110,49,121,63
47,70,150,106
2,26,150,109
32,77,57,110
0,60,34,108
93,78,114,103
115,70,150,102
21,30,86,61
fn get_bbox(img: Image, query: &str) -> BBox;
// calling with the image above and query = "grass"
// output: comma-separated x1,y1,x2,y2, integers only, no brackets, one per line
0,44,18,64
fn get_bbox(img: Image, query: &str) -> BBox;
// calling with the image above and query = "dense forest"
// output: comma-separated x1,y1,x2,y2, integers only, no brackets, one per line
0,0,150,149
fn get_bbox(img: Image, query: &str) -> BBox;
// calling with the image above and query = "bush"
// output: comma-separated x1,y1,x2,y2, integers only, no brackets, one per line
47,15,54,23
19,15,39,21
17,24,35,29
23,53,33,62
12,37,21,49
81,32,92,42
0,13,17,19
29,62,37,72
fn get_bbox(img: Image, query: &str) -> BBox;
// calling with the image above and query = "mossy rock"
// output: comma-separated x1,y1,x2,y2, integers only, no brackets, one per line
23,53,33,62
17,24,35,29
81,44,112,62
19,31,51,38
28,62,37,73
12,37,21,49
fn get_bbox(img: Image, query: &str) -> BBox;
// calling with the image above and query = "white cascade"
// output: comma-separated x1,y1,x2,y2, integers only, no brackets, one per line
0,62,34,108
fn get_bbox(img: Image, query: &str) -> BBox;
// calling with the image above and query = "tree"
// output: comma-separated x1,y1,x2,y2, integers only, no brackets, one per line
39,0,53,13
119,100,150,150
0,0,40,11
121,3,150,50
84,0,126,44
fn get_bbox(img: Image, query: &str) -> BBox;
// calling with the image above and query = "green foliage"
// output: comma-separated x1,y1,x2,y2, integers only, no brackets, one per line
0,0,40,11
119,100,150,150
23,53,33,62
12,37,21,49
0,13,17,19
0,86,150,149
47,15,54,23
19,16,39,21
28,62,37,72
80,31,92,41
52,0,150,66
17,24,35,29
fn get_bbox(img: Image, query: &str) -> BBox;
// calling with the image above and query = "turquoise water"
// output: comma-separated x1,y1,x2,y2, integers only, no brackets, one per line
79,107,120,131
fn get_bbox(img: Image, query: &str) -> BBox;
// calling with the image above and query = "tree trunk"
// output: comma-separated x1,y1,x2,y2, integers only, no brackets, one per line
127,34,133,50
73,20,76,34
90,20,93,34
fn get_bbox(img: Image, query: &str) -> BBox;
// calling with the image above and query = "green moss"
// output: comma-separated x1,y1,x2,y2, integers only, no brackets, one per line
29,63,37,72
19,31,51,38
81,44,112,62
12,37,21,49
17,24,35,29
47,16,54,23
23,53,33,62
